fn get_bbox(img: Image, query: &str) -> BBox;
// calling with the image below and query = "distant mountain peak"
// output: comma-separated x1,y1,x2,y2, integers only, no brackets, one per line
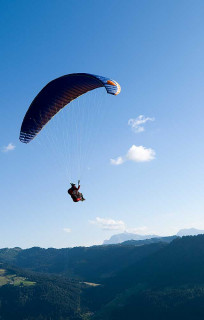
177,228,204,237
103,232,158,245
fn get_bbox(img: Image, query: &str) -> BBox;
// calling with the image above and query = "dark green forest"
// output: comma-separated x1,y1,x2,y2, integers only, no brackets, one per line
1,235,204,319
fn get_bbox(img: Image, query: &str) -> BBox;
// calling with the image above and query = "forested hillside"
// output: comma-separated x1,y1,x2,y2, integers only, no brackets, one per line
0,265,83,320
83,235,204,319
0,240,167,282
1,236,204,319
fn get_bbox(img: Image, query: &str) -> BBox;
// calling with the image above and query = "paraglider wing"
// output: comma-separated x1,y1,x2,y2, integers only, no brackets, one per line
20,73,121,143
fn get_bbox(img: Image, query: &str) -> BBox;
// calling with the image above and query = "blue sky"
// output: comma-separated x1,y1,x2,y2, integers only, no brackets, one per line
1,0,204,248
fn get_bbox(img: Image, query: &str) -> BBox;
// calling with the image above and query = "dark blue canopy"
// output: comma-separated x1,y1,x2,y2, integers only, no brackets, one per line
20,73,121,143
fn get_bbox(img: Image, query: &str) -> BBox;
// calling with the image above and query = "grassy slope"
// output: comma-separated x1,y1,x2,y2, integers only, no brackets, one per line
0,268,35,287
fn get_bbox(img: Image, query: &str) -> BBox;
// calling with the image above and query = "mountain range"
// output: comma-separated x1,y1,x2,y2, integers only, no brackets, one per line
103,228,204,244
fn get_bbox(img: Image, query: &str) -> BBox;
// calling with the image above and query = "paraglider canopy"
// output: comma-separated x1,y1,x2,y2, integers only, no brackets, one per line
19,73,121,143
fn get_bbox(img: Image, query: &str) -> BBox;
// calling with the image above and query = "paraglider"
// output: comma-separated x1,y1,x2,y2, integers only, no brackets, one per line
68,180,85,202
19,73,121,202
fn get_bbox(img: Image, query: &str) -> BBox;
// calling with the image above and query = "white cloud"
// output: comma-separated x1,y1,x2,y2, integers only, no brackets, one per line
63,228,71,233
110,156,124,165
2,143,16,152
128,115,155,133
90,217,126,231
126,145,155,162
111,144,156,165
90,219,156,236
